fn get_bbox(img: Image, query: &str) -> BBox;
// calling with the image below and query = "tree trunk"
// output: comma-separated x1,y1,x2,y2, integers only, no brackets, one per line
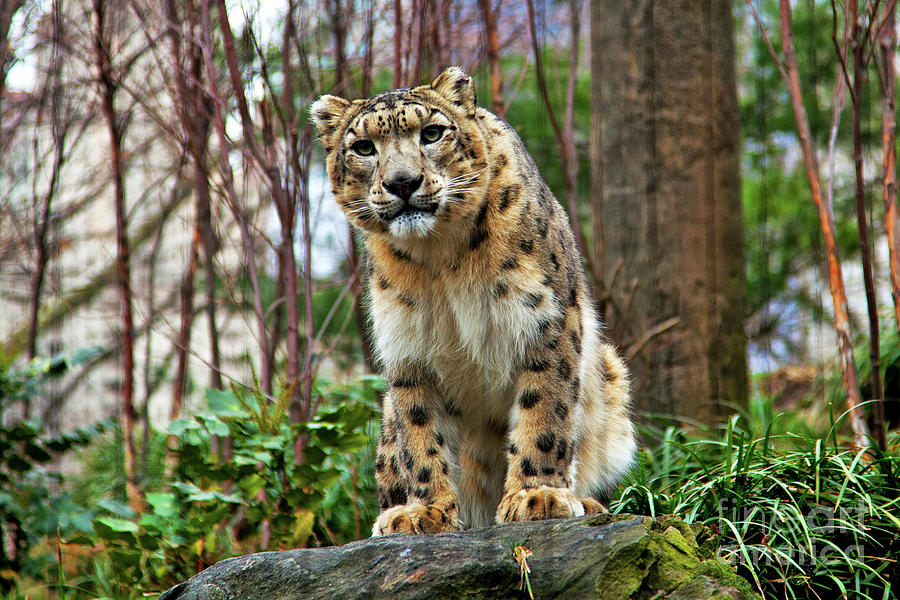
167,233,200,474
874,0,896,451
526,0,588,261
26,125,63,363
846,0,885,451
590,0,748,423
166,0,199,468
393,0,403,88
478,0,503,115
92,0,141,511
25,0,66,419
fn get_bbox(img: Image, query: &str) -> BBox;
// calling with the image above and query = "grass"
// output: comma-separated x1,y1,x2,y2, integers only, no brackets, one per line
613,399,900,599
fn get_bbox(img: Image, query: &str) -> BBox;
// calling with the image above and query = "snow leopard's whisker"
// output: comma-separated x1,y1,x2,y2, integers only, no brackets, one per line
446,168,486,185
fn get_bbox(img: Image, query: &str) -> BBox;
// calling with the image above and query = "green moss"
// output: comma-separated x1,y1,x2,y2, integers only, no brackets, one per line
594,517,761,600
662,559,762,600
584,513,630,528
697,560,760,599
646,525,701,590
593,536,654,600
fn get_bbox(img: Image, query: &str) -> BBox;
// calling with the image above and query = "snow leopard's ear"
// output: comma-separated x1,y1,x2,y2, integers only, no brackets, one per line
430,66,477,116
310,95,352,146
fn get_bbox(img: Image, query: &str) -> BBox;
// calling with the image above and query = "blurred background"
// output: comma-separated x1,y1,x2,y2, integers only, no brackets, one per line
1,0,898,598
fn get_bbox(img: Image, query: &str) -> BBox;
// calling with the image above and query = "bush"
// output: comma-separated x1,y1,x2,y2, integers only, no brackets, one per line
78,375,382,595
0,347,110,594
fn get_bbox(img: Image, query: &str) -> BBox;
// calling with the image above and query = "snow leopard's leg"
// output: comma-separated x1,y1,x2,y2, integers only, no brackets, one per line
372,362,460,535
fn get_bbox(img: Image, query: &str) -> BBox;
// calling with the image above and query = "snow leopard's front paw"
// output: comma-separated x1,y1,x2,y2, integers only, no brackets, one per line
495,485,586,523
579,496,609,515
371,503,460,536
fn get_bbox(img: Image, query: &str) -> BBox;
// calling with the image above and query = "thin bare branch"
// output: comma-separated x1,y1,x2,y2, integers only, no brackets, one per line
746,0,790,82
776,0,870,448
199,0,273,392
847,0,884,449
830,0,858,104
626,317,680,360
92,0,142,510
524,0,588,262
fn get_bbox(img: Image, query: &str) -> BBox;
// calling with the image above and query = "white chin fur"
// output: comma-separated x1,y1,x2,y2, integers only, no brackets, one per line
388,212,437,238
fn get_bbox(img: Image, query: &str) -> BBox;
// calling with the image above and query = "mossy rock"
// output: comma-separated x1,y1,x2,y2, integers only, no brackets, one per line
159,514,760,600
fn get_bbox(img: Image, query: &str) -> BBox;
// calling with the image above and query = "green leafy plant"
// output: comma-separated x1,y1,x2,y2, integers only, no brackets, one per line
83,375,381,594
0,347,110,593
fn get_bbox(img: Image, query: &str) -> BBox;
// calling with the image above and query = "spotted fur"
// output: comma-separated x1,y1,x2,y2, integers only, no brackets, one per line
311,67,635,535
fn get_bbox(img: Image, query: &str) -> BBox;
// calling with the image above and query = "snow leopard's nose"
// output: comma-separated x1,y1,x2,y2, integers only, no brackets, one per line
383,175,423,202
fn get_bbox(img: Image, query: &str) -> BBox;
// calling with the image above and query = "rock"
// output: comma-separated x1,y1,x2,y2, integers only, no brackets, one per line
158,514,760,600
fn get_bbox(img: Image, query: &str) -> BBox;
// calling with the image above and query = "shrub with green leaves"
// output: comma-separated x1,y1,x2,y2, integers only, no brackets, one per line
0,347,110,593
84,376,381,592
614,409,900,599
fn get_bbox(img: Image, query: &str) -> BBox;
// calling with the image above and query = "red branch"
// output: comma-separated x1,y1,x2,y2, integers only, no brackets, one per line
92,0,142,509
874,0,895,451
770,0,870,448
478,0,504,115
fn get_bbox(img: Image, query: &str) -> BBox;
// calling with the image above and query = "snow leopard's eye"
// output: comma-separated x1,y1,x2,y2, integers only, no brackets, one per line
352,139,376,156
421,125,446,144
